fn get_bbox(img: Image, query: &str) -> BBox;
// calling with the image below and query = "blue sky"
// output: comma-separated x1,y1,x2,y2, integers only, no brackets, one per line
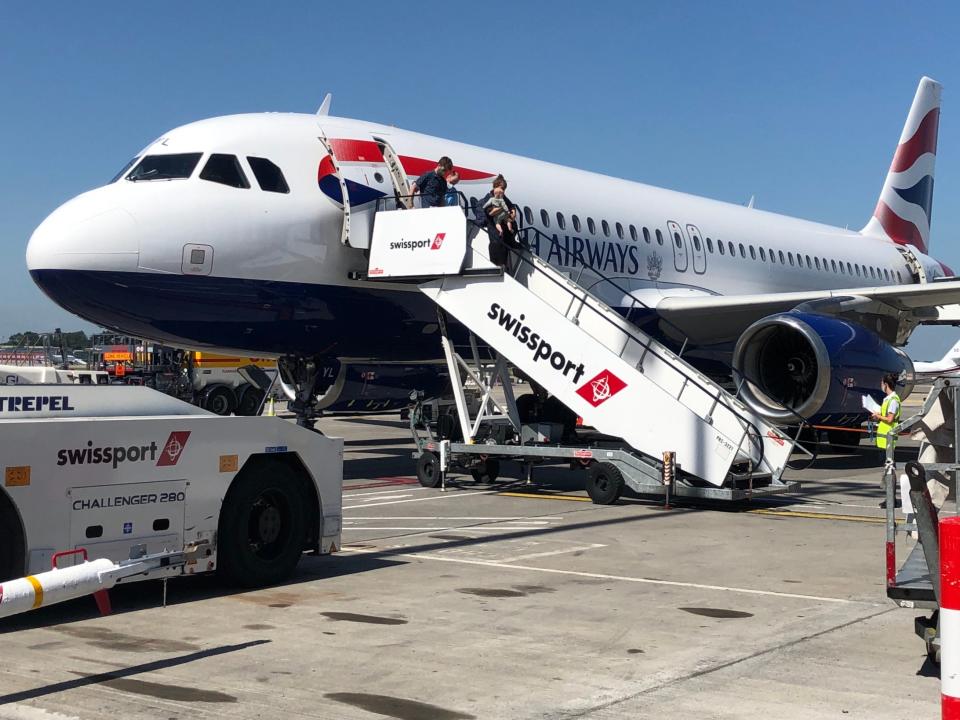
1,2,959,358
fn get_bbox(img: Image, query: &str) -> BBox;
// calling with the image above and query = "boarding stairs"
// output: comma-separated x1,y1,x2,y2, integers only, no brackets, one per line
366,204,798,490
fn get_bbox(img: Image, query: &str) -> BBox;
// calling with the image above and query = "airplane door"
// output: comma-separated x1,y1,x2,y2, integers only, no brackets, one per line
666,221,689,272
316,131,354,247
686,223,706,274
318,129,389,249
373,136,413,209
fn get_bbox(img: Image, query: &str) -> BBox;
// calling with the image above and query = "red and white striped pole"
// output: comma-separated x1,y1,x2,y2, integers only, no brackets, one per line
940,516,960,716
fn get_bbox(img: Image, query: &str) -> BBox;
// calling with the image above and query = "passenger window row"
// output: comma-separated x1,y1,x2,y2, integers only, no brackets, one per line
513,203,902,284
125,153,289,194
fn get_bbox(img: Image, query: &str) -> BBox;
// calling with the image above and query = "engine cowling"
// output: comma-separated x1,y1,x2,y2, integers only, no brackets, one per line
732,312,913,424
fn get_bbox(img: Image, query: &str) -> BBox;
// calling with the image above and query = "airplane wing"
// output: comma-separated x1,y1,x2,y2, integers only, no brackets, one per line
653,279,960,345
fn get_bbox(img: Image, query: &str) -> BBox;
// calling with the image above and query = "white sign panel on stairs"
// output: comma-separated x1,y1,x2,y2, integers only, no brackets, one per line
369,207,468,279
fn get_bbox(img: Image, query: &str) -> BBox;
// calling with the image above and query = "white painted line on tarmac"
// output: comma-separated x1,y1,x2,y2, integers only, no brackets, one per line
343,527,459,531
342,489,502,510
400,553,867,604
494,544,607,563
342,486,430,498
359,493,413,502
343,516,565,520
0,706,81,720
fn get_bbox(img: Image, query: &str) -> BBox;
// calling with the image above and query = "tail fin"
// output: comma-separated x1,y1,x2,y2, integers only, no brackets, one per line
862,76,941,254
943,338,960,364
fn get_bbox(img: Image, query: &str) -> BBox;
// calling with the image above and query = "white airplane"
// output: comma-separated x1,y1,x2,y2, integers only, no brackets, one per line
914,339,960,381
25,77,960,429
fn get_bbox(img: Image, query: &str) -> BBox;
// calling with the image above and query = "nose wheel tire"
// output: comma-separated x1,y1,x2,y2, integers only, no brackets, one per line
585,462,624,505
417,452,442,488
217,462,307,587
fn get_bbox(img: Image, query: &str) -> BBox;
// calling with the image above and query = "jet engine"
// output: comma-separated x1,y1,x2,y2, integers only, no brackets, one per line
732,312,914,424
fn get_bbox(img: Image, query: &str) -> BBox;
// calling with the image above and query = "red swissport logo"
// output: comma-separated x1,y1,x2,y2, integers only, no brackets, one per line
575,370,627,408
430,233,446,250
766,429,785,447
157,431,191,467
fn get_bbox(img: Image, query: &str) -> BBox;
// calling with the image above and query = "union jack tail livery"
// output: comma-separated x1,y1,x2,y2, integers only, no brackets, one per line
863,76,941,254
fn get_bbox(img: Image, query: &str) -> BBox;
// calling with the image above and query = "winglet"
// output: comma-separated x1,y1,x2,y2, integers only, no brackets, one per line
862,76,941,254
317,93,332,116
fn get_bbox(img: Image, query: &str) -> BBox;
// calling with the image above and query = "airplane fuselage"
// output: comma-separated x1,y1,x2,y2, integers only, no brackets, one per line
26,112,948,364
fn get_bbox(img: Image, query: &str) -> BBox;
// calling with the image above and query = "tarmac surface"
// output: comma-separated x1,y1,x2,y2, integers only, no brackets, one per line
0,401,945,719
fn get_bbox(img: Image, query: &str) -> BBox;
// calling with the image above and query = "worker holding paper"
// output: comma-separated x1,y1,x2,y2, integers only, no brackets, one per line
871,372,901,452
871,373,901,509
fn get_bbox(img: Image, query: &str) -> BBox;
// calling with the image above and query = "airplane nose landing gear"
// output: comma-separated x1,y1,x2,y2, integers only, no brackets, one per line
277,356,340,428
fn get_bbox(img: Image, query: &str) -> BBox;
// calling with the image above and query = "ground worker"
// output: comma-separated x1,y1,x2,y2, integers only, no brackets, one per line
872,372,901,509
872,372,902,454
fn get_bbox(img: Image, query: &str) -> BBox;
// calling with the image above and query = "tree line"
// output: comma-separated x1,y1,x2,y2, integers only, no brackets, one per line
3,331,90,350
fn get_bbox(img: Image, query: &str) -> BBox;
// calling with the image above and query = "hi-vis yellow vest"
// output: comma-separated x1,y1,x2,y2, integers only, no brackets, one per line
876,392,901,450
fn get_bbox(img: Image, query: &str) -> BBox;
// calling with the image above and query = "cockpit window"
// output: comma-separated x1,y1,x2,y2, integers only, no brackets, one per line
200,154,250,189
127,153,202,181
111,157,140,183
247,157,290,194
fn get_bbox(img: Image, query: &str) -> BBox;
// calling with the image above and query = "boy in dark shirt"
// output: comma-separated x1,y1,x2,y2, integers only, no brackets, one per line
410,156,453,207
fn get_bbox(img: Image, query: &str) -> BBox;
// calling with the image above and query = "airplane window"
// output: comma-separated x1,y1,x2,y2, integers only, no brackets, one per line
643,227,651,244
602,220,611,237
524,206,534,224
769,248,776,263
694,236,702,252
656,229,664,245
897,271,903,283
718,241,725,255
787,252,794,266
806,255,812,269
629,224,637,241
588,218,596,234
862,264,868,277
749,245,756,260
556,212,566,229
759,247,766,261
572,214,582,232
674,233,682,248
706,237,714,253
728,241,735,256
839,261,845,274
831,259,837,272
815,257,821,270
869,266,875,279
779,251,785,264
127,152,203,181
616,222,624,240
847,262,853,275
738,243,746,258
540,209,551,228
855,264,861,277
200,154,250,189
111,156,140,183
247,157,290,193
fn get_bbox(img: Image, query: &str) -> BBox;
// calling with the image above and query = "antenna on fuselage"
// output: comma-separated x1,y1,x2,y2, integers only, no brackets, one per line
746,195,756,209
317,93,332,116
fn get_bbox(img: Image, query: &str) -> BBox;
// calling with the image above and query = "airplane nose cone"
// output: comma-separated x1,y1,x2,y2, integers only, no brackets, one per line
27,194,139,272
